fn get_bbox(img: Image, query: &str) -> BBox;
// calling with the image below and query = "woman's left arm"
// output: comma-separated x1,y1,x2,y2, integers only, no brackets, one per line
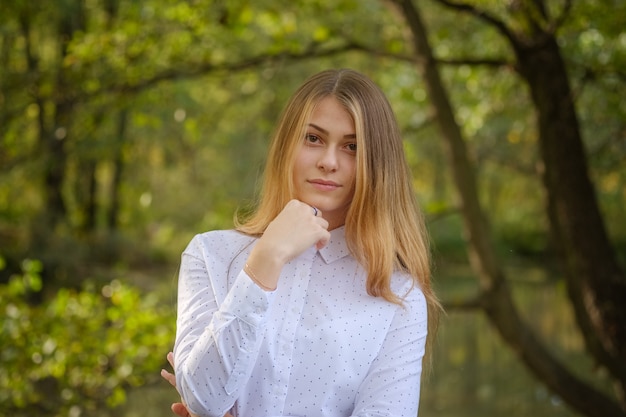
351,286,429,417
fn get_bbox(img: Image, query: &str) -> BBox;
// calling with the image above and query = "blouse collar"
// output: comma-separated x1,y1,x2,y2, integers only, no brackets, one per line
318,226,350,264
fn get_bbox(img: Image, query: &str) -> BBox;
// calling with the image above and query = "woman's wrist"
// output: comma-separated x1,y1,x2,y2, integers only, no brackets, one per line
244,262,276,291
244,244,285,290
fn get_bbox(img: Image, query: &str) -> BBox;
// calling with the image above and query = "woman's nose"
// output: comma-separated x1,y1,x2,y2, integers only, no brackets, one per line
317,147,338,172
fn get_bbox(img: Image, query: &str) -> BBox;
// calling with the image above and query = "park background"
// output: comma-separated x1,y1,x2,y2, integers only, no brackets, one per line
1,0,625,416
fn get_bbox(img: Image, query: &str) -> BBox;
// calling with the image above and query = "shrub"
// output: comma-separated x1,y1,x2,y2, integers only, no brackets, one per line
0,257,175,417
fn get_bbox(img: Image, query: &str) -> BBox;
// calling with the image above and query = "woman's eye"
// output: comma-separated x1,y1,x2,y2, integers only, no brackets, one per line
305,133,320,143
346,143,357,152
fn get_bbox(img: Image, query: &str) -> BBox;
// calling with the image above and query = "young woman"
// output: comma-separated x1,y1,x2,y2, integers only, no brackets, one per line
163,68,441,417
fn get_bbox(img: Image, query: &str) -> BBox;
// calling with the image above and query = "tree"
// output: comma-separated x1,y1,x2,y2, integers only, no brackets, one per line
0,0,375,285
1,0,625,415
391,0,626,414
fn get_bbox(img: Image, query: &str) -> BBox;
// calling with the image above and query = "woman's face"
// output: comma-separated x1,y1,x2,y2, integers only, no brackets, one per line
292,96,357,230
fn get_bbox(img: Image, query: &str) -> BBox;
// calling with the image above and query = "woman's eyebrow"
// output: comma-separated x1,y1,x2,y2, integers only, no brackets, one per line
308,123,356,139
308,123,328,134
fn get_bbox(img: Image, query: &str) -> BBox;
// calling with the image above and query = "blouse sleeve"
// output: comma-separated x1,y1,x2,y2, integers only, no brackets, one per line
173,235,273,417
351,284,429,417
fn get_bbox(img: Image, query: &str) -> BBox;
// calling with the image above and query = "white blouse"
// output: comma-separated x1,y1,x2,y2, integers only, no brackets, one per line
174,226,428,417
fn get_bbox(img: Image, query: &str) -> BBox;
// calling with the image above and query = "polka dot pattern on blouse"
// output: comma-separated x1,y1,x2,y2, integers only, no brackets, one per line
173,226,428,417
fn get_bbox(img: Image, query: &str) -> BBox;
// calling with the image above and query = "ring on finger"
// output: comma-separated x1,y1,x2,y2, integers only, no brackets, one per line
311,206,318,216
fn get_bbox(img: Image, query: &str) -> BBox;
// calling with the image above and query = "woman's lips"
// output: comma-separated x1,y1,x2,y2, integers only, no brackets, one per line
308,179,341,191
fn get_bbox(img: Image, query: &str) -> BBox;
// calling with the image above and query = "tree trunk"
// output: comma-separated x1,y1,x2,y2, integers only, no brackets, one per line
513,29,626,399
18,8,68,229
26,1,86,233
82,160,97,233
393,0,625,414
107,109,128,231
41,132,68,228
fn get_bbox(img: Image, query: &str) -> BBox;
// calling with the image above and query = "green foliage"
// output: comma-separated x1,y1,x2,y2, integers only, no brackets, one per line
1,0,623,256
0,257,175,417
1,1,625,414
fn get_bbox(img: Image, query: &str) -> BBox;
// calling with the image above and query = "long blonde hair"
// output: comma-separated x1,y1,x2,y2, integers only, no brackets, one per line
236,69,441,355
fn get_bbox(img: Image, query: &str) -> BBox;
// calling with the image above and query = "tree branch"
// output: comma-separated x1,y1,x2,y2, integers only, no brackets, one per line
552,0,573,31
86,41,514,107
431,0,519,46
438,57,512,68
108,43,358,96
348,39,512,68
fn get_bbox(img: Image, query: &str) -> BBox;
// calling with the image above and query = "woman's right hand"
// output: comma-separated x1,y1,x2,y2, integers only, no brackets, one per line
261,199,330,259
245,200,330,290
162,352,234,417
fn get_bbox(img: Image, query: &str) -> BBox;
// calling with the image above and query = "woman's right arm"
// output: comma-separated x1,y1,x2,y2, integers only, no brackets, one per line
174,200,329,417
243,200,330,290
174,242,272,417
162,352,233,417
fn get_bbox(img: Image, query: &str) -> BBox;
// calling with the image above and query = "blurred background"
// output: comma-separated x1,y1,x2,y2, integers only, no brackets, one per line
1,1,625,416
